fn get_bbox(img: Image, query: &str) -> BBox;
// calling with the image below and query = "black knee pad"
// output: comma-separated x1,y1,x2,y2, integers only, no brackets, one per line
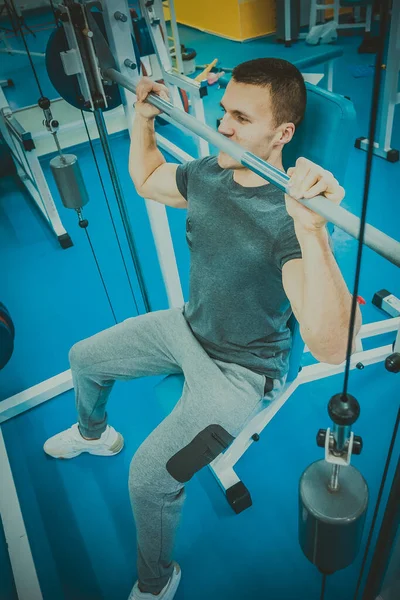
166,425,235,484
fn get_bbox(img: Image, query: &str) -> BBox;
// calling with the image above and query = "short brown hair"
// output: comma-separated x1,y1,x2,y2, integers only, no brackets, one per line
232,58,307,127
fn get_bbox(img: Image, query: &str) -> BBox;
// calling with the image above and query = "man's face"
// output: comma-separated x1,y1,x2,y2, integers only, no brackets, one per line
217,80,281,169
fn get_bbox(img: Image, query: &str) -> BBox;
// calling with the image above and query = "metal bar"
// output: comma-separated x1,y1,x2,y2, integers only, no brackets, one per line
337,23,370,29
104,67,400,268
365,3,373,33
211,378,300,469
5,114,31,142
361,454,400,600
377,0,400,151
310,0,318,29
166,0,184,73
333,0,340,25
144,198,184,307
0,370,73,423
139,0,184,114
0,48,45,57
52,132,63,157
296,344,393,383
9,134,33,178
59,4,94,109
0,429,43,600
191,93,210,156
156,132,195,163
394,322,400,353
163,68,205,95
15,162,50,222
25,150,69,236
93,109,150,313
100,0,136,127
285,0,291,43
332,423,351,452
329,464,341,492
325,60,334,92
357,317,400,339
208,463,241,494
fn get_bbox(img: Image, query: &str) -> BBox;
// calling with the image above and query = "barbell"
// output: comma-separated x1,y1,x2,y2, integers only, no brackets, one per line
104,67,400,269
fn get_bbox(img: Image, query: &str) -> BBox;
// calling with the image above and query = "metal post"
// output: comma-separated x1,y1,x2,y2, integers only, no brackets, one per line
285,0,291,45
167,0,184,74
361,456,400,600
103,69,400,266
138,0,184,112
93,109,151,313
332,423,351,452
358,1,400,159
377,0,400,152
309,0,318,29
101,0,185,309
0,48,46,57
324,60,334,92
365,3,373,34
394,322,400,353
333,0,340,26
329,464,341,492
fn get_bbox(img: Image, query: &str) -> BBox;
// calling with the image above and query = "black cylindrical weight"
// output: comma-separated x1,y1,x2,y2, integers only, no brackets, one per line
50,155,89,210
299,460,368,574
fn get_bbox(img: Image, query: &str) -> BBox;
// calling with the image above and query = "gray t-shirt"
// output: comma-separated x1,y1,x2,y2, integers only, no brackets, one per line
176,156,302,379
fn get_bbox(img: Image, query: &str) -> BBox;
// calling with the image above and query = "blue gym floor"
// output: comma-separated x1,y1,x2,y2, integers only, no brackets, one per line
0,8,399,600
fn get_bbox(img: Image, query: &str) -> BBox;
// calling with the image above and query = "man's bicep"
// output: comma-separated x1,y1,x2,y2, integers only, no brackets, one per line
140,163,187,208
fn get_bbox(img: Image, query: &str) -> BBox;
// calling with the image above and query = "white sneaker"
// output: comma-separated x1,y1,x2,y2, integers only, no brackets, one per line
43,423,124,459
128,563,181,600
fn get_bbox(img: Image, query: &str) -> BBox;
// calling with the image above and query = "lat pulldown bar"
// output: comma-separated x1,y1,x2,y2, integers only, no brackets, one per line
104,67,400,269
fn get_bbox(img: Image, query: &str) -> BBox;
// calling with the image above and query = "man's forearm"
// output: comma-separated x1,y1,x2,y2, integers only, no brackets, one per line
129,114,165,190
296,226,361,363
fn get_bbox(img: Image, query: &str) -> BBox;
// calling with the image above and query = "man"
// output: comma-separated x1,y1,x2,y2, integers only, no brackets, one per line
44,58,361,599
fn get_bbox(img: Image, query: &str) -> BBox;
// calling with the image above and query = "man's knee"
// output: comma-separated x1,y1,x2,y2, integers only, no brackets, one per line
69,339,90,372
129,443,181,501
129,424,236,500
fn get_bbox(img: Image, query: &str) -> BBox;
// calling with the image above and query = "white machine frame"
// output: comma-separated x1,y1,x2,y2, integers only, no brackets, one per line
209,318,399,494
0,84,71,248
356,0,400,162
309,0,373,32
1,317,398,600
161,0,184,74
0,29,45,57
139,0,210,157
0,2,399,598
282,0,372,47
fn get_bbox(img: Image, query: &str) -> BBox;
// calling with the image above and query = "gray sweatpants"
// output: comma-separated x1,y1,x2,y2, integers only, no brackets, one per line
69,307,284,594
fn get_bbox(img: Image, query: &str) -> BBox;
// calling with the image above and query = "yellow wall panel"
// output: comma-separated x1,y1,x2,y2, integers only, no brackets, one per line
174,0,242,40
163,4,171,21
239,0,276,40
